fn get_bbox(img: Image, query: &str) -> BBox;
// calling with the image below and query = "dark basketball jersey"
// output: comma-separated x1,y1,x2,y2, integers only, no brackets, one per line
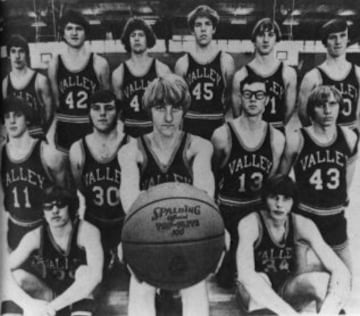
6,72,44,137
38,218,87,294
139,132,193,190
294,127,355,216
184,52,225,139
218,122,274,210
122,60,157,137
245,63,286,129
55,53,100,152
80,136,127,224
1,140,53,224
317,65,359,129
254,211,296,290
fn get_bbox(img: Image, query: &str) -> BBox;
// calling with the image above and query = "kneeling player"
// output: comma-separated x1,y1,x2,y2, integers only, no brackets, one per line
118,73,215,316
236,175,350,315
2,185,103,316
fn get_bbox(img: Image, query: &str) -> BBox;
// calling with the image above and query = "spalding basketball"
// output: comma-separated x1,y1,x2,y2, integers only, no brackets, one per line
122,182,225,290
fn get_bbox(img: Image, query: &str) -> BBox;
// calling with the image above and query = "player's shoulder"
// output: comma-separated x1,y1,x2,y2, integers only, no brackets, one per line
69,138,85,160
220,51,234,64
211,122,230,147
282,63,297,79
78,219,101,244
155,58,171,75
189,134,213,152
353,64,360,79
233,66,248,82
302,66,322,84
339,126,358,151
238,211,260,236
118,136,140,161
93,53,109,66
174,54,189,76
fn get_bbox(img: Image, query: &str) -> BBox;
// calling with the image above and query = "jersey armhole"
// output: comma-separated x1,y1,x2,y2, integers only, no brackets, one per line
292,131,304,166
40,141,55,183
137,137,148,174
253,212,263,249
220,123,233,169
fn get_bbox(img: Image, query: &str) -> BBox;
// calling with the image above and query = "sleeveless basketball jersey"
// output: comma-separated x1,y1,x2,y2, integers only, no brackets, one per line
139,132,193,190
218,122,274,210
39,218,87,294
246,63,286,129
317,65,359,129
80,136,127,224
55,53,100,152
1,140,53,224
122,60,157,137
184,52,225,139
254,211,296,290
6,72,44,137
294,127,354,216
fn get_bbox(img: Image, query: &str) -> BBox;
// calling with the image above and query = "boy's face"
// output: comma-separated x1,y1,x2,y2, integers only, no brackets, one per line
63,22,86,48
266,194,293,221
43,200,71,228
241,82,269,117
254,29,277,55
326,28,348,57
9,46,27,70
312,93,340,127
151,104,183,137
129,29,148,54
90,100,118,133
193,16,215,47
4,111,28,138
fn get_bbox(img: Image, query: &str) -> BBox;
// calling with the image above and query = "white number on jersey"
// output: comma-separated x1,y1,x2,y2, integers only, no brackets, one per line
238,172,264,192
269,97,276,114
309,168,340,190
93,186,120,207
130,94,140,112
12,187,31,208
192,82,214,101
342,98,352,116
65,91,88,109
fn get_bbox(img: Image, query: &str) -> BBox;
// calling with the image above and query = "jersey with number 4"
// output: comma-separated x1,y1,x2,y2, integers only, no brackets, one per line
1,140,53,224
55,53,100,152
80,137,127,224
294,127,355,216
317,65,359,129
121,60,157,137
246,63,286,129
218,122,274,210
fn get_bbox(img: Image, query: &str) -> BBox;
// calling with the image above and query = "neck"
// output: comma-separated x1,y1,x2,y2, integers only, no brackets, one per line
239,115,264,130
131,51,150,63
325,54,347,65
264,211,288,229
9,132,33,147
254,52,276,65
66,44,87,56
93,127,119,142
312,123,337,138
195,41,216,54
49,220,73,240
11,66,30,77
151,129,182,150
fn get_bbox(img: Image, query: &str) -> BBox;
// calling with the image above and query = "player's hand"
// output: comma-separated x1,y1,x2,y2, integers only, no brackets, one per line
117,242,123,263
224,229,230,251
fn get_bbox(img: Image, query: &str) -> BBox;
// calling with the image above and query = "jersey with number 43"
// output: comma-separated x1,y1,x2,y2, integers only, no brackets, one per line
218,122,274,209
294,127,356,215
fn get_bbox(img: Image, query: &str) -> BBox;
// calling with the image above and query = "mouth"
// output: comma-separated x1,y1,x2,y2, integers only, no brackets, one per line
51,216,61,221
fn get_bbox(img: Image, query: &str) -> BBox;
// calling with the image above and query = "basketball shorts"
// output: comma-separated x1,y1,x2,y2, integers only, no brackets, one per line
7,218,43,251
124,123,153,138
183,117,224,140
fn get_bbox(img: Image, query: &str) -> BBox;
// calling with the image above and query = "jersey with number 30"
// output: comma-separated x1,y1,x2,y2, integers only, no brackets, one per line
218,122,274,211
294,127,355,216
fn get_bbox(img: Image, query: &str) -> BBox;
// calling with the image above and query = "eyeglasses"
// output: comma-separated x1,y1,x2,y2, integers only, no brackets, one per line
242,90,267,100
43,200,67,211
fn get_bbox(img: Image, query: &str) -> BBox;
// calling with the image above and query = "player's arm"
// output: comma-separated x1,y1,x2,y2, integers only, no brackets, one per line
279,129,302,175
35,72,54,132
2,76,8,99
48,222,103,312
210,124,229,177
354,65,360,132
118,138,143,212
283,66,298,126
294,214,350,314
269,127,285,176
342,127,359,189
47,55,60,110
298,70,320,126
174,54,188,78
156,60,172,76
69,140,85,190
232,68,247,118
221,52,235,118
236,214,299,315
94,54,111,90
111,64,125,101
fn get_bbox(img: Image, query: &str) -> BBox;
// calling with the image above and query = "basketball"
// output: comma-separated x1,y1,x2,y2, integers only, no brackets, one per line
121,182,225,290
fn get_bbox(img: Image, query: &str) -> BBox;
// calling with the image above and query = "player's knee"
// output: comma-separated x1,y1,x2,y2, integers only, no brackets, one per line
71,299,95,316
12,269,42,297
295,242,323,273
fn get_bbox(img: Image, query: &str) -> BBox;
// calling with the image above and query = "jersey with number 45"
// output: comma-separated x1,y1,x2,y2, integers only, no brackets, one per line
294,127,356,216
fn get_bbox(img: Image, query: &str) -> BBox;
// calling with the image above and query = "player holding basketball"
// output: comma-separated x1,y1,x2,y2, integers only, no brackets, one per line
48,10,110,153
280,85,358,272
112,17,171,137
212,75,285,288
175,5,235,140
1,185,103,316
232,18,297,131
2,34,53,139
0,96,70,252
69,90,127,269
118,73,214,316
298,19,360,131
236,175,350,315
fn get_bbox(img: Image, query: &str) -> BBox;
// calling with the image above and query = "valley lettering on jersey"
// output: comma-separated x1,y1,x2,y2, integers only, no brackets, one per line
123,78,152,99
58,75,97,94
83,167,121,187
5,168,46,188
142,173,192,190
227,154,273,175
186,67,222,86
299,150,346,171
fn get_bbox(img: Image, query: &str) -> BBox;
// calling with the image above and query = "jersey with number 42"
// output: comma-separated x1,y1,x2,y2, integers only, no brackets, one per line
294,127,355,215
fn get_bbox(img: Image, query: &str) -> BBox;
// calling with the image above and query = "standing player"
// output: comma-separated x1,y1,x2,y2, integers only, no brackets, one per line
48,10,110,153
232,18,297,131
112,17,171,137
280,85,358,272
236,175,350,315
2,34,53,139
1,185,103,316
298,19,360,131
118,74,214,316
211,75,285,288
69,90,127,269
0,96,70,252
175,5,235,140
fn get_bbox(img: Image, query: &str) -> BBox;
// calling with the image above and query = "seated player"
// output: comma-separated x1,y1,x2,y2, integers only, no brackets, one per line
236,175,350,315
1,185,103,316
118,73,215,316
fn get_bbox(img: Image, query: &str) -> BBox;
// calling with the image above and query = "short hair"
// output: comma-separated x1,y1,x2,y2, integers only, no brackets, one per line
7,34,30,58
121,17,156,52
251,18,282,42
88,89,121,113
261,174,298,211
240,75,268,93
187,5,220,30
306,85,343,120
1,96,33,123
142,73,191,114
42,185,79,220
320,19,348,46
59,10,89,36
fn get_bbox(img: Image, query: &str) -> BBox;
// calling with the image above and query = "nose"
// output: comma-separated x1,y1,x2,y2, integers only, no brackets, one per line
99,107,106,116
164,106,173,122
9,113,16,123
323,104,331,114
275,196,284,207
249,93,257,101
